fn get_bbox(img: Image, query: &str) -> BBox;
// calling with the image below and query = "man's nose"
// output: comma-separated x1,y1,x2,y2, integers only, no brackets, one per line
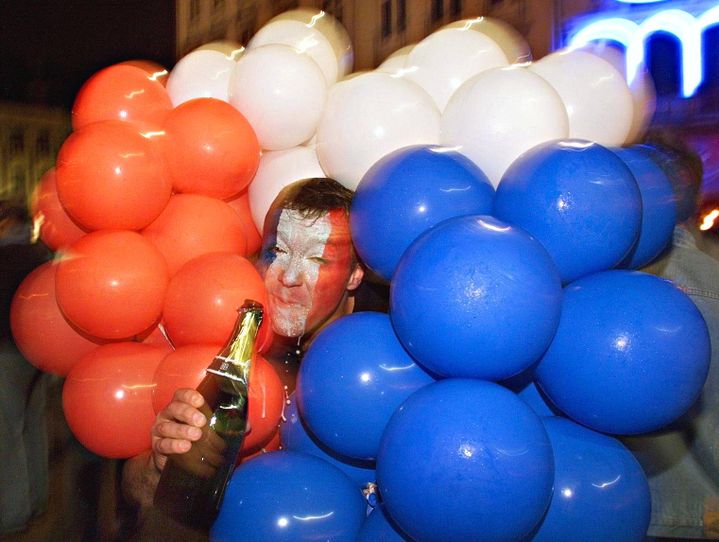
279,257,303,286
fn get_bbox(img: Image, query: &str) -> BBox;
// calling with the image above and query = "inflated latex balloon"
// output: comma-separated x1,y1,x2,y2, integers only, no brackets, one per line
440,66,569,187
55,120,172,231
529,49,634,146
356,506,412,542
579,42,656,145
267,8,353,78
62,342,166,458
531,417,651,542
229,44,327,150
280,393,376,489
162,252,269,348
376,44,413,74
249,19,339,85
55,231,169,340
535,270,710,435
142,194,248,276
226,191,262,256
494,140,642,283
351,144,495,280
297,312,435,460
10,261,102,376
30,168,86,251
247,145,325,232
119,59,169,86
612,147,677,268
503,369,560,417
71,64,172,129
166,49,237,106
194,40,245,59
211,451,366,542
405,27,508,111
153,347,283,454
316,72,440,190
135,323,174,352
377,379,554,542
442,16,532,64
161,98,260,199
390,215,562,381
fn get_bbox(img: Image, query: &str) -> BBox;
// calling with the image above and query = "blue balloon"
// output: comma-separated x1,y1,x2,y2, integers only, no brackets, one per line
356,505,412,542
351,144,495,281
494,139,642,283
297,312,435,460
535,270,710,434
211,451,366,542
503,368,561,417
390,214,562,381
280,392,376,488
530,417,651,542
377,379,554,542
612,146,677,268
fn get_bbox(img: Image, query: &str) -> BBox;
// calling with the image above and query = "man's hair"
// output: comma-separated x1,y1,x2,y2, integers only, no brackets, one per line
270,177,353,220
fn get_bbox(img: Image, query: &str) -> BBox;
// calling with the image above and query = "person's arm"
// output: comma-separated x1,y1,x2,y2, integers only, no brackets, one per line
121,388,208,509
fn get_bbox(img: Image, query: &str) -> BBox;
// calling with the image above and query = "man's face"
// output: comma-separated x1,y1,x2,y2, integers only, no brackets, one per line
258,208,356,338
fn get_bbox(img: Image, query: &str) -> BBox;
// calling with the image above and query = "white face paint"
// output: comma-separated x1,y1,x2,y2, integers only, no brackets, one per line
264,209,333,337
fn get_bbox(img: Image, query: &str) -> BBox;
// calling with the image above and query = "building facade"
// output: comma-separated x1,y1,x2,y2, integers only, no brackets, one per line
0,102,70,207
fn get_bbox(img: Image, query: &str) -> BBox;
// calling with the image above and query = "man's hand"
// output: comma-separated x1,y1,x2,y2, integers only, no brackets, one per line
151,388,208,471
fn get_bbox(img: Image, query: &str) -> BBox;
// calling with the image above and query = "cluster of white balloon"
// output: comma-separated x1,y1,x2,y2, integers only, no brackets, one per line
166,9,656,228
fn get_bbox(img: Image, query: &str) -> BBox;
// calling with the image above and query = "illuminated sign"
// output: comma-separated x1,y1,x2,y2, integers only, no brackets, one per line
568,4,719,97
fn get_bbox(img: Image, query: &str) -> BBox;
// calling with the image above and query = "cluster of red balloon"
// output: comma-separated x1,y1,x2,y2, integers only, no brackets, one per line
10,62,282,460
279,137,709,541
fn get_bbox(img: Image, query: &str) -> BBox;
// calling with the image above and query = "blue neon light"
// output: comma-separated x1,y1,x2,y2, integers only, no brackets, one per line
568,4,719,98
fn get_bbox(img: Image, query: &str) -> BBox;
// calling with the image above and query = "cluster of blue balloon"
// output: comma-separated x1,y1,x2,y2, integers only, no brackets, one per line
211,140,711,541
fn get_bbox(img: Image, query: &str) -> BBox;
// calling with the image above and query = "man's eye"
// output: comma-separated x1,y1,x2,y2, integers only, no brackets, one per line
269,246,287,255
308,256,328,264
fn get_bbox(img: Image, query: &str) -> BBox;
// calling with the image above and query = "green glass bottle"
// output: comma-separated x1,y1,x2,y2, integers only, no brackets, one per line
152,300,263,531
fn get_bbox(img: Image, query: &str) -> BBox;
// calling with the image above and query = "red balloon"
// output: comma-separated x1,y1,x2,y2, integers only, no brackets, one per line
136,323,175,353
10,261,103,376
162,252,272,350
119,59,169,86
62,342,166,458
142,194,248,276
162,98,260,200
240,427,282,463
55,230,169,339
227,190,262,257
72,64,172,130
153,347,283,452
29,168,87,251
56,120,172,231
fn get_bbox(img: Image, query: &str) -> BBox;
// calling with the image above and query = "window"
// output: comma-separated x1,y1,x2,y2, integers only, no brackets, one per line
9,129,24,155
451,0,462,17
398,0,406,32
190,0,200,21
36,131,49,155
382,0,392,38
432,0,444,22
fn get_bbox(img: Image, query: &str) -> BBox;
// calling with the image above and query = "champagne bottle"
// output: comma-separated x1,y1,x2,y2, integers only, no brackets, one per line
152,300,263,531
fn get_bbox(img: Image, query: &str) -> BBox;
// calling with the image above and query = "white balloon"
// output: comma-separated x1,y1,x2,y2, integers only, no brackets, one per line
529,49,634,146
248,146,326,232
166,50,237,106
194,40,245,60
442,17,532,64
267,9,353,78
316,72,441,190
376,44,414,75
441,66,569,188
249,20,338,85
405,28,509,111
229,44,328,151
579,42,656,145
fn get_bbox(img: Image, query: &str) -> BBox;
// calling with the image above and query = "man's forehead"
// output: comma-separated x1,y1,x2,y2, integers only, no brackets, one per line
276,208,351,238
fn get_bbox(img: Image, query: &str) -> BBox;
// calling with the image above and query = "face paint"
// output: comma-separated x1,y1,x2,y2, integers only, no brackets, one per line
258,208,354,338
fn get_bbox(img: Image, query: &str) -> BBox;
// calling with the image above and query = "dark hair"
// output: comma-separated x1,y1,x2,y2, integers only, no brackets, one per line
269,177,353,220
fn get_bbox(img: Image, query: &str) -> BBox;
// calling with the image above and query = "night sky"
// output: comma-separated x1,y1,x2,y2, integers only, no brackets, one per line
0,0,176,109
